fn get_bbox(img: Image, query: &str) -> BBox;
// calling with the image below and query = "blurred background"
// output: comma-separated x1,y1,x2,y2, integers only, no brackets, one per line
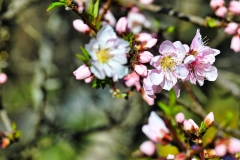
0,0,240,159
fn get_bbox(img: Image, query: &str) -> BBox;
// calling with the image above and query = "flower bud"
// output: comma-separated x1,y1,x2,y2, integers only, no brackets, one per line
203,112,214,129
84,75,94,83
230,35,240,53
134,63,148,76
138,51,154,63
215,143,227,157
183,119,199,133
175,112,185,123
0,137,10,149
139,141,156,156
0,73,7,84
116,17,128,34
224,22,238,35
73,19,90,34
136,38,157,50
210,0,225,10
73,64,91,80
215,6,227,17
135,33,153,42
229,0,240,15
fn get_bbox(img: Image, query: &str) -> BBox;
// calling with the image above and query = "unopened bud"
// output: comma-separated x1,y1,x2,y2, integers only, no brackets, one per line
204,112,214,129
175,112,185,123
134,63,147,77
139,141,156,156
0,138,10,149
136,38,157,51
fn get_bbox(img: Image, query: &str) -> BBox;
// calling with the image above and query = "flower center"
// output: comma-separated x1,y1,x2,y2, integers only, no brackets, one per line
161,55,176,70
96,49,112,63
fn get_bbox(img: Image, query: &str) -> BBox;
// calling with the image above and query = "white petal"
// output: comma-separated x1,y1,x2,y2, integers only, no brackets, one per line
206,66,218,81
184,55,196,64
149,70,164,85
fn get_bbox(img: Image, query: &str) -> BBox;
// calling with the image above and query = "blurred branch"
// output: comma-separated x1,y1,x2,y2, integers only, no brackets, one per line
119,0,224,27
97,0,112,23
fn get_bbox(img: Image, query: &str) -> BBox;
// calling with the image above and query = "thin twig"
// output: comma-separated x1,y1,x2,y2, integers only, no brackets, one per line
97,0,112,23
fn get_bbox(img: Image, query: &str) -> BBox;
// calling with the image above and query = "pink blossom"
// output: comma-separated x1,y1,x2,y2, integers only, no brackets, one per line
143,71,162,98
73,19,90,34
204,112,214,129
101,10,116,26
228,138,240,154
148,40,188,91
136,38,158,50
215,144,227,156
135,33,153,42
229,0,240,15
140,141,156,156
185,29,219,86
230,35,240,52
142,111,170,144
73,64,91,80
210,0,225,10
139,0,154,4
127,10,151,34
224,22,238,35
124,72,141,91
175,112,185,123
134,63,148,76
138,51,154,63
215,6,228,17
141,90,155,105
116,17,128,34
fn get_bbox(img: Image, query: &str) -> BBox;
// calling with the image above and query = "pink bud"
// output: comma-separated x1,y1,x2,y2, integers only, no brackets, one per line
103,10,116,26
224,22,238,35
139,0,154,4
136,38,157,50
84,75,94,83
215,6,227,17
0,73,7,84
210,0,225,10
140,141,156,156
215,144,227,156
124,72,141,91
142,91,155,105
183,120,193,131
134,63,148,76
204,112,214,128
228,138,240,154
73,19,90,33
229,0,240,15
138,51,154,63
230,35,240,52
116,17,128,34
73,64,91,80
175,112,185,123
135,33,153,42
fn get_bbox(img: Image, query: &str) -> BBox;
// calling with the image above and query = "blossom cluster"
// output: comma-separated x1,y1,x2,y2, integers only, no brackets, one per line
210,0,240,52
73,17,219,104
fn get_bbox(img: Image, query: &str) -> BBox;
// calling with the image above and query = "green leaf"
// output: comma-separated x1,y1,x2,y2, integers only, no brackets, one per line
93,0,100,18
199,122,207,134
166,26,175,33
158,101,171,115
47,2,65,11
80,46,90,60
76,54,87,62
89,0,94,15
168,89,176,107
12,122,17,130
15,131,22,139
92,78,113,89
207,18,218,28
60,0,66,2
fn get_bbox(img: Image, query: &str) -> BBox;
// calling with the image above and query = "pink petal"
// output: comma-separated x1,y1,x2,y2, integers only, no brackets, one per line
230,35,240,52
215,144,227,156
140,141,156,156
210,0,225,10
149,69,164,85
175,112,185,123
134,64,148,76
184,55,196,64
73,19,90,33
159,40,176,55
215,6,227,17
224,22,238,35
138,51,154,63
73,64,92,80
0,73,7,84
116,17,128,34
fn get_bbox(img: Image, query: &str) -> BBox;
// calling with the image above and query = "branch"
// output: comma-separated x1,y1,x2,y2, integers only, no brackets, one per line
97,0,112,23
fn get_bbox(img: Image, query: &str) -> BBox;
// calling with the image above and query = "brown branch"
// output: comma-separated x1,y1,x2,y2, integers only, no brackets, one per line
97,0,112,23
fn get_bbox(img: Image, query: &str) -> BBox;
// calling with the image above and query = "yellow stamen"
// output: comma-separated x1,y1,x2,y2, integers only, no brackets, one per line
96,49,112,63
161,55,176,70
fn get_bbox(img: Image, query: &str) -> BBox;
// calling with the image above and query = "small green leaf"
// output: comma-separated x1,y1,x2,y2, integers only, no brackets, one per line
158,101,171,115
80,46,90,60
60,0,66,2
76,54,87,62
89,0,94,15
93,0,100,18
15,131,22,139
166,26,175,33
199,122,207,134
12,122,17,130
207,18,218,28
47,2,65,11
168,89,176,107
